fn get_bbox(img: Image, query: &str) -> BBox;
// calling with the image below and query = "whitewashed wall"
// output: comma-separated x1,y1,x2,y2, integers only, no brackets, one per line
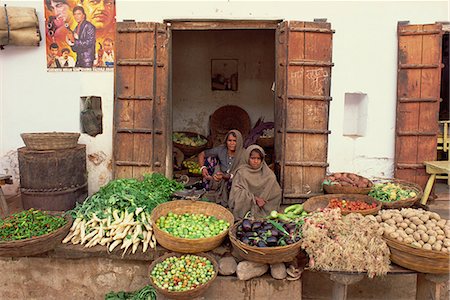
0,0,448,195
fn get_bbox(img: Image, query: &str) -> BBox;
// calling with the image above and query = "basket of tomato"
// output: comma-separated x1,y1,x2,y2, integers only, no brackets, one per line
149,252,218,300
303,194,381,216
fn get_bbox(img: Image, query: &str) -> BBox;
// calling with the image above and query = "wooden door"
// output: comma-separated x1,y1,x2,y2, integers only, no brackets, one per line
113,22,171,179
275,21,334,203
395,22,443,188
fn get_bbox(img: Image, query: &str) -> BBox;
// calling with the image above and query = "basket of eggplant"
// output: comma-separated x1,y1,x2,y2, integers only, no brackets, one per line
228,218,302,264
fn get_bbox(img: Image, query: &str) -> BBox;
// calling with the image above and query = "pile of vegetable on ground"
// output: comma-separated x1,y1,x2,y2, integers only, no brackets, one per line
322,172,372,188
157,213,229,239
150,254,215,292
236,218,302,247
377,208,450,252
105,285,157,300
301,208,390,278
0,208,67,241
369,182,417,203
63,173,183,256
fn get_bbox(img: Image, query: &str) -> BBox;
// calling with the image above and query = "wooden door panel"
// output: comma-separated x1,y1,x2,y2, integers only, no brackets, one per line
287,66,304,95
303,101,328,130
395,22,443,187
304,135,327,161
116,66,136,97
397,136,418,163
276,21,334,203
114,22,170,179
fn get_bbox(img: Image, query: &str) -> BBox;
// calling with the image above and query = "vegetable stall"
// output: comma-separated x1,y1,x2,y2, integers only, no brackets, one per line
0,171,449,300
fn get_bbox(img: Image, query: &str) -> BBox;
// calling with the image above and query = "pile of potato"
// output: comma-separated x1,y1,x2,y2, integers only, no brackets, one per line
377,208,450,252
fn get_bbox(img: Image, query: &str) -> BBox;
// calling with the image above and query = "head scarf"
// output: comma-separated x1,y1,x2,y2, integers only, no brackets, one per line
224,129,245,174
229,145,282,219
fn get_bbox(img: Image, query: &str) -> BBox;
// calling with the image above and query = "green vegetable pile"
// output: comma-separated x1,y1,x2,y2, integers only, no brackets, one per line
368,182,417,202
70,173,183,219
157,213,229,239
105,285,156,300
151,255,215,292
0,209,67,241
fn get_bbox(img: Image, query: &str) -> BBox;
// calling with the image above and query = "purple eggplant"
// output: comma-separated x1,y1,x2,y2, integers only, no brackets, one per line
257,240,267,248
266,236,278,246
242,219,252,232
252,221,262,231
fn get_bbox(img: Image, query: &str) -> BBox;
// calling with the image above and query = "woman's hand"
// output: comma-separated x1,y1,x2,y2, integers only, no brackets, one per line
213,172,223,182
202,168,212,180
255,197,266,208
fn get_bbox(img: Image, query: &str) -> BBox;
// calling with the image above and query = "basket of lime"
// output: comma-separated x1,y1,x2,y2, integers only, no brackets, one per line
173,132,208,157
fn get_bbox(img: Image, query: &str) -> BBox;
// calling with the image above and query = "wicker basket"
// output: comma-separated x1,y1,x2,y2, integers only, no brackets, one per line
303,194,381,216
228,220,302,264
150,200,234,253
149,252,218,300
323,173,373,195
256,136,274,148
370,179,423,209
173,131,208,157
0,212,72,257
383,234,450,274
21,132,80,150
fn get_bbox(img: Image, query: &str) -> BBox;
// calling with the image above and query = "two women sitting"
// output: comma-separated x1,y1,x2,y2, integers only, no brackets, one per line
198,130,281,219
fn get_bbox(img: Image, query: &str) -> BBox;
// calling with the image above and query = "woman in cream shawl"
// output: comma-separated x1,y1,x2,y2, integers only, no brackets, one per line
229,145,282,220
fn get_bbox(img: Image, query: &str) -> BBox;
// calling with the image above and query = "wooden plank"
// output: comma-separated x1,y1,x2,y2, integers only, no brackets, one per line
153,23,170,177
167,20,279,30
275,21,288,189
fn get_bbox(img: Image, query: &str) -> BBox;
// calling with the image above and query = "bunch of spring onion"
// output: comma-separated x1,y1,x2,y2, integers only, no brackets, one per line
63,173,183,256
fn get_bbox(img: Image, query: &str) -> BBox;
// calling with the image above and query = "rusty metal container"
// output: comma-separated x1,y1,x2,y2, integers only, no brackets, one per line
18,145,87,211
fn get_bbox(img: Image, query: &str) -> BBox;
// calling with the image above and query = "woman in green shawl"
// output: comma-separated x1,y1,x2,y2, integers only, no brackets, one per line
198,129,246,207
229,145,282,220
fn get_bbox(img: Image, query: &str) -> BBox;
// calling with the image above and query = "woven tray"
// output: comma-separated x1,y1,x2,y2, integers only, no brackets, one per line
228,220,302,264
323,173,373,195
173,131,208,157
150,200,234,253
149,252,218,300
383,234,450,274
0,212,72,257
21,132,80,150
370,178,423,209
303,194,381,216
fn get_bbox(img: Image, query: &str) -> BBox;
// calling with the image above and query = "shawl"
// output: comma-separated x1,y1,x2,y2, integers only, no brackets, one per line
229,145,282,219
214,129,246,207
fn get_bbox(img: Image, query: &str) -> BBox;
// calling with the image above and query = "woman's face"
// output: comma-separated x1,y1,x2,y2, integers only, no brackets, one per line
226,134,237,151
249,150,262,169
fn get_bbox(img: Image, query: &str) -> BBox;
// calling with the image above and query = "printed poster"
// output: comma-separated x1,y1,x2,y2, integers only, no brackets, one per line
44,0,116,71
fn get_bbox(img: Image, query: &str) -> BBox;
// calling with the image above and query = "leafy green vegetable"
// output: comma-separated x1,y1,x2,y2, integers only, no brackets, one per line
70,173,183,219
105,285,157,300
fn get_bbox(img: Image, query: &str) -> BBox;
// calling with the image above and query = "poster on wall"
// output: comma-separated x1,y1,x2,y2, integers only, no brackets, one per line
44,0,116,71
